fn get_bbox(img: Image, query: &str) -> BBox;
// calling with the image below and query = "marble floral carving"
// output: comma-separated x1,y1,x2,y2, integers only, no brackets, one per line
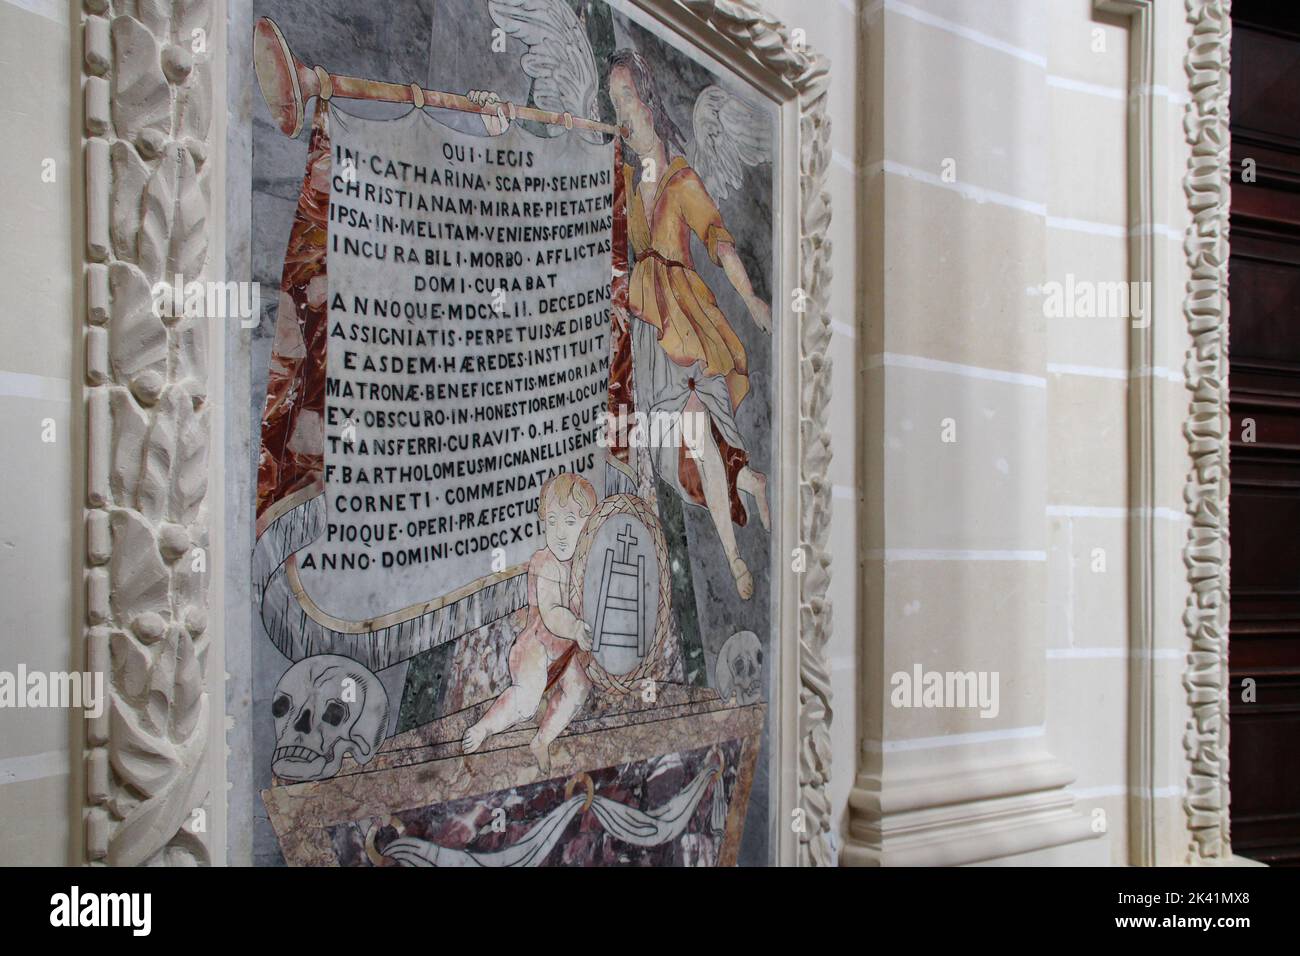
83,0,216,866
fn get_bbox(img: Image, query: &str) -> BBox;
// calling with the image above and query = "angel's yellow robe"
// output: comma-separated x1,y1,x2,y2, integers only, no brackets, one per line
621,155,753,526
623,156,750,412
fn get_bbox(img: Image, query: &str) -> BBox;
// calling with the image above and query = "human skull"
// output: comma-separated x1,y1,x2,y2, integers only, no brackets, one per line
716,631,763,705
271,654,390,782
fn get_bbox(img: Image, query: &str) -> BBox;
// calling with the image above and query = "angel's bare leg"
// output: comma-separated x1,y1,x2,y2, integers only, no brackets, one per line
685,395,751,599
736,466,770,532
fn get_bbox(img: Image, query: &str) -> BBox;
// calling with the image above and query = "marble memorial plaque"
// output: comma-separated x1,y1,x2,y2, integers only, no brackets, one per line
246,0,780,867
297,110,614,617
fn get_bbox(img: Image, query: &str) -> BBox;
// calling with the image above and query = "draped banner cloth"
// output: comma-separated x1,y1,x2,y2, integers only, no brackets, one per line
379,763,727,867
253,102,628,670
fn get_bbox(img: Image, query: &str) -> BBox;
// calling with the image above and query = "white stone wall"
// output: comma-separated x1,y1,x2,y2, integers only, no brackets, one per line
1042,0,1196,866
0,0,76,865
0,0,1208,866
845,0,1198,865
1043,0,1137,868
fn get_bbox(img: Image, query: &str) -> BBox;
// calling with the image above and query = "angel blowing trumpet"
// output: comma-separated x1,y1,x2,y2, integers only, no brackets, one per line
483,0,778,600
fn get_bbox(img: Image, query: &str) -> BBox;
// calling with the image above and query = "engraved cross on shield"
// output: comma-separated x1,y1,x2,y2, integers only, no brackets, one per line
582,516,658,677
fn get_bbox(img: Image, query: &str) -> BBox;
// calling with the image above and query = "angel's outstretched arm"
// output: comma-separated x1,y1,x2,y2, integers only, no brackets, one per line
684,176,772,335
717,240,771,334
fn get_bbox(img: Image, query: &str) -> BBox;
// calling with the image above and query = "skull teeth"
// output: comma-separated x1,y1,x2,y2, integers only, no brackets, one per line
273,745,322,763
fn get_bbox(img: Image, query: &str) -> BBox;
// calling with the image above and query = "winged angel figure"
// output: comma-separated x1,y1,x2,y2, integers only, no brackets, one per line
482,0,775,600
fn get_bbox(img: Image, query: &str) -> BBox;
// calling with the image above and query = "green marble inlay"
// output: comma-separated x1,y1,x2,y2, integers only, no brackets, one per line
396,642,452,733
657,475,707,687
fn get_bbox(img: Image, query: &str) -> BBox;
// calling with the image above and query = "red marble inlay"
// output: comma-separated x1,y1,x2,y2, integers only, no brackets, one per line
256,104,332,529
606,138,635,466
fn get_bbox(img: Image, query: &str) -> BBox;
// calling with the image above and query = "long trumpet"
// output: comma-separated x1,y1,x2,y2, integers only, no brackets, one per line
253,17,621,138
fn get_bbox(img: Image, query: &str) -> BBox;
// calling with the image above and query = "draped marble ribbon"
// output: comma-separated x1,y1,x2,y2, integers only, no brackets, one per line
380,763,725,867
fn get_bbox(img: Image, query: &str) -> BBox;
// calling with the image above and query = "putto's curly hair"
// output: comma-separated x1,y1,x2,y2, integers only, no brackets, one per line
538,473,598,521
607,48,687,157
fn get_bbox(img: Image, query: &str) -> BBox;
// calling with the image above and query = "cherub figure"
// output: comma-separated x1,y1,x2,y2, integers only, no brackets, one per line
462,473,598,773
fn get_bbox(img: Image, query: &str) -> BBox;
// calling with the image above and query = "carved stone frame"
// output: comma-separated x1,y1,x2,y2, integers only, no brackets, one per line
83,0,834,865
1094,0,1234,868
1181,0,1232,864
1096,0,1233,867
77,0,224,865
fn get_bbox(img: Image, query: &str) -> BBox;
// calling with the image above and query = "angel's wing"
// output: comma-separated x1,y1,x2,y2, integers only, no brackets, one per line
487,0,601,141
689,86,773,202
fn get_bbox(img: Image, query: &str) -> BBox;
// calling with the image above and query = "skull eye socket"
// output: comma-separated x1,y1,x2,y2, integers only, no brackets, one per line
272,693,292,719
322,699,348,727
